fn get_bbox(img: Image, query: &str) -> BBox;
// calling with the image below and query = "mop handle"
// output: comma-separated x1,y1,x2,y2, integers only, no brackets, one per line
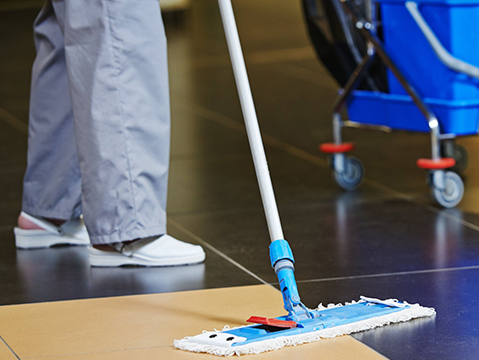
218,0,284,243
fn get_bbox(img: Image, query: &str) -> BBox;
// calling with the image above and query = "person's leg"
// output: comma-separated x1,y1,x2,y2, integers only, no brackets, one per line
15,1,89,249
61,0,204,266
61,0,170,245
22,0,82,221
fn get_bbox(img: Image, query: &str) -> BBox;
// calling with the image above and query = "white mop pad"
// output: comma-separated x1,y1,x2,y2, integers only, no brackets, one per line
174,297,435,357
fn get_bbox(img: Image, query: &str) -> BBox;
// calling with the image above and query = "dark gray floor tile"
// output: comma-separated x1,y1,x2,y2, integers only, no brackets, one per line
0,121,28,167
0,9,37,120
172,197,479,284
293,269,479,360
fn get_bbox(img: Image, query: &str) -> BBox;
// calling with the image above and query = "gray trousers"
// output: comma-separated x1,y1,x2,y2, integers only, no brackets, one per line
22,0,170,244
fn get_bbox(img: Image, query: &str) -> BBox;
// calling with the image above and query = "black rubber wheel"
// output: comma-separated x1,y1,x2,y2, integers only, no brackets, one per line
334,156,364,191
441,143,468,173
432,171,464,208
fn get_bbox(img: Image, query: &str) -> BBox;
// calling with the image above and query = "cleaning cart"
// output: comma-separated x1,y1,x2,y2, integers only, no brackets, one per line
303,0,479,208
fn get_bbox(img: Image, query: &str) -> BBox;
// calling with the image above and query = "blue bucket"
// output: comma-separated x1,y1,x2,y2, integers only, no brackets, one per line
377,0,479,100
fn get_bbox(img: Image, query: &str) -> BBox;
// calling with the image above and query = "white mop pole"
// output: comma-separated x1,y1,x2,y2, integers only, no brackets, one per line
218,0,284,243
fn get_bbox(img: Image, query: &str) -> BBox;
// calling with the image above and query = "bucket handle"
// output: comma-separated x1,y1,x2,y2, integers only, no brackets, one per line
406,1,479,79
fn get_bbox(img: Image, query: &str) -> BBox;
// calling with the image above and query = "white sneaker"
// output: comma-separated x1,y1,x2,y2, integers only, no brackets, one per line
88,234,206,267
14,212,90,249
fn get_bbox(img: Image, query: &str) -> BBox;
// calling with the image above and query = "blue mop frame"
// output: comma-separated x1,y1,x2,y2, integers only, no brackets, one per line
216,239,411,347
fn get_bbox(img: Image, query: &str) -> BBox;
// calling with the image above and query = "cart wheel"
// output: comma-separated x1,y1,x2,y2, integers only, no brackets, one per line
442,143,469,173
334,156,364,191
432,171,464,208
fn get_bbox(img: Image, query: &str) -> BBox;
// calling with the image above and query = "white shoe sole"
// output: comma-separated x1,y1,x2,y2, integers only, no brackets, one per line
14,228,90,249
88,247,206,267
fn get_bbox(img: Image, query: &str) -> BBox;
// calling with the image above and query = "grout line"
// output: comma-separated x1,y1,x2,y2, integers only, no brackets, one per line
168,219,274,289
296,265,479,285
349,337,391,360
190,103,479,235
0,107,28,135
1,336,21,360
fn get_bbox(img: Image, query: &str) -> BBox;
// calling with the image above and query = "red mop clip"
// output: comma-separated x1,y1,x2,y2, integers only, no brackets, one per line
247,316,297,328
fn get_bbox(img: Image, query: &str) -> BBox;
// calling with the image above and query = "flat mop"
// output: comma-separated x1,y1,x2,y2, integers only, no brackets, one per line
174,0,435,356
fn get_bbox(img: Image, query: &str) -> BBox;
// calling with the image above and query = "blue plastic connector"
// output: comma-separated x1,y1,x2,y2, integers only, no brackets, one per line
269,239,294,267
269,239,313,321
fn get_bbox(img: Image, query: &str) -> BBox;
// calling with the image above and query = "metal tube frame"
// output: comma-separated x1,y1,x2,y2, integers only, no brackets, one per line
332,42,376,146
333,0,442,161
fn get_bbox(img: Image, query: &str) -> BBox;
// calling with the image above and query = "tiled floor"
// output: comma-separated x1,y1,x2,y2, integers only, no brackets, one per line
1,0,479,359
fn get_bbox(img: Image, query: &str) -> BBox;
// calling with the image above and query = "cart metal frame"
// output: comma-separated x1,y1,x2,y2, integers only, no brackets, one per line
324,0,469,207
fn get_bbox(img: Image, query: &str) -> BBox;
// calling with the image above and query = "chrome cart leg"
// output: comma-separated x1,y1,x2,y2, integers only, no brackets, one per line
321,45,374,190
333,112,343,146
429,119,441,161
332,113,346,174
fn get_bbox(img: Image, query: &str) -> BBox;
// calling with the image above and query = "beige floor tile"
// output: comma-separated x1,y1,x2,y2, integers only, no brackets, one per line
0,338,18,360
0,284,386,359
25,336,386,360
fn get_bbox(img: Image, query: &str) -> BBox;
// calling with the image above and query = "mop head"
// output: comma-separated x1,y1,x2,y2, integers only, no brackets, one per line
174,296,435,356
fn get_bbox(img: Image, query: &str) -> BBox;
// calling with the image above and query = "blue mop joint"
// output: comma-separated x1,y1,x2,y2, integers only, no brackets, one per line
174,239,436,356
269,239,316,321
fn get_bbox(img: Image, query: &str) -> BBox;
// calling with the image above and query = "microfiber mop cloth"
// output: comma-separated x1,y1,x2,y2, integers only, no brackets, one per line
174,296,435,356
